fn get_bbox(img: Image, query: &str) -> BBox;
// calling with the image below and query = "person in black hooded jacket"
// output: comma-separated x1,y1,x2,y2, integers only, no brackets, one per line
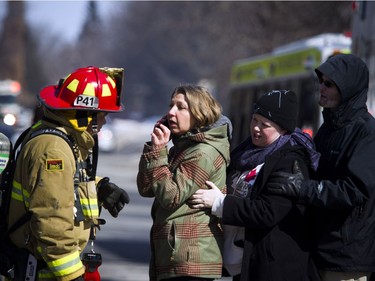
267,54,375,281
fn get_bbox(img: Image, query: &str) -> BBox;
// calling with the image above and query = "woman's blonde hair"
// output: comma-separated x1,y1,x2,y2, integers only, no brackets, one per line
171,85,222,128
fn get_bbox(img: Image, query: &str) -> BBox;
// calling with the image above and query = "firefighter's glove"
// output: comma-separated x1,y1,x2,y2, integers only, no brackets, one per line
97,177,130,217
266,160,304,198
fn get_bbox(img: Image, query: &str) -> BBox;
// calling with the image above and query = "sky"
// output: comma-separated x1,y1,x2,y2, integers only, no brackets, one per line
0,1,118,43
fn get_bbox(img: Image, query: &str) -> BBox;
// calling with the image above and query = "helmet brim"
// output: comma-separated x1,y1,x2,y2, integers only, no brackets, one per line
38,85,65,109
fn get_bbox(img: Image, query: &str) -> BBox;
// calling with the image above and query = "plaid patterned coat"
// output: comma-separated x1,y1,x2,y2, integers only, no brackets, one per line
137,124,230,281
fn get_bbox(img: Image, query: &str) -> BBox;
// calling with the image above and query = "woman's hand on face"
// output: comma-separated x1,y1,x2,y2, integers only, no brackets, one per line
188,181,224,209
151,123,171,150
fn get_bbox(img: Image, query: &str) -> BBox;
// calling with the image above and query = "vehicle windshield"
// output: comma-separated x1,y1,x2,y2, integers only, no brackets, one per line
0,95,17,104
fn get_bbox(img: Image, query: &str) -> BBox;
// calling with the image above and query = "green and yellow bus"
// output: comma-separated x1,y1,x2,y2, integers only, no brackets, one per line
228,33,351,147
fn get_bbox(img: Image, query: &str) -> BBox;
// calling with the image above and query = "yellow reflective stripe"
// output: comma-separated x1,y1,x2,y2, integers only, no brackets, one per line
108,76,116,89
45,251,83,277
67,79,79,93
31,121,42,129
11,182,22,201
11,180,30,207
80,198,99,217
102,83,111,97
82,207,99,217
83,83,95,97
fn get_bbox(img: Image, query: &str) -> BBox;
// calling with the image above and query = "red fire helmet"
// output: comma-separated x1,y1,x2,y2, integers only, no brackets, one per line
38,66,124,112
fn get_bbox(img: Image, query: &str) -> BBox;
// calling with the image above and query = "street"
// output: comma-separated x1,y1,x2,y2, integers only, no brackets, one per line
94,120,152,281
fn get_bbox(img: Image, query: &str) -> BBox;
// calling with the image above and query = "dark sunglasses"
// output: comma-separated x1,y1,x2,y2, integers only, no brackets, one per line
319,78,335,88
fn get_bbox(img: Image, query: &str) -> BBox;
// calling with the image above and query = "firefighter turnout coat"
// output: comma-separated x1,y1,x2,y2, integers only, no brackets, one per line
8,109,99,281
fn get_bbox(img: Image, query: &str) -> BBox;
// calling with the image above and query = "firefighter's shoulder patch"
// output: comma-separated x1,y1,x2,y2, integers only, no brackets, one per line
46,159,64,171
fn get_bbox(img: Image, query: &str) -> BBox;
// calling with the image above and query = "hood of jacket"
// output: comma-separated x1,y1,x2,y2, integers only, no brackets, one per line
172,121,231,167
315,54,369,128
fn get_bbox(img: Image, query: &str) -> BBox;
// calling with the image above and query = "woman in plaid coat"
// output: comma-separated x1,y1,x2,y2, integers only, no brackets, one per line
137,85,231,281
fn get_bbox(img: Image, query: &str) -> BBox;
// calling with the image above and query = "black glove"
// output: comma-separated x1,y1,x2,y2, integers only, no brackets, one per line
266,160,304,198
97,177,130,217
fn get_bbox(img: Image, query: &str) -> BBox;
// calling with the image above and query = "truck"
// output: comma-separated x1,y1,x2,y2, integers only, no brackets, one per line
0,79,25,141
227,33,351,147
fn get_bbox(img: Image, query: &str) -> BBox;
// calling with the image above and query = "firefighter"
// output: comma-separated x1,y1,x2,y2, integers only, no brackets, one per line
7,66,130,280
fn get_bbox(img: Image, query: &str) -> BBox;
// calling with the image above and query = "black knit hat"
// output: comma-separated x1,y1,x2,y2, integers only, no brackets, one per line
253,90,298,132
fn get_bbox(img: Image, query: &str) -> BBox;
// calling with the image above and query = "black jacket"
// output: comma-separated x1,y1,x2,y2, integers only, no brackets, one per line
223,143,320,281
301,54,375,271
